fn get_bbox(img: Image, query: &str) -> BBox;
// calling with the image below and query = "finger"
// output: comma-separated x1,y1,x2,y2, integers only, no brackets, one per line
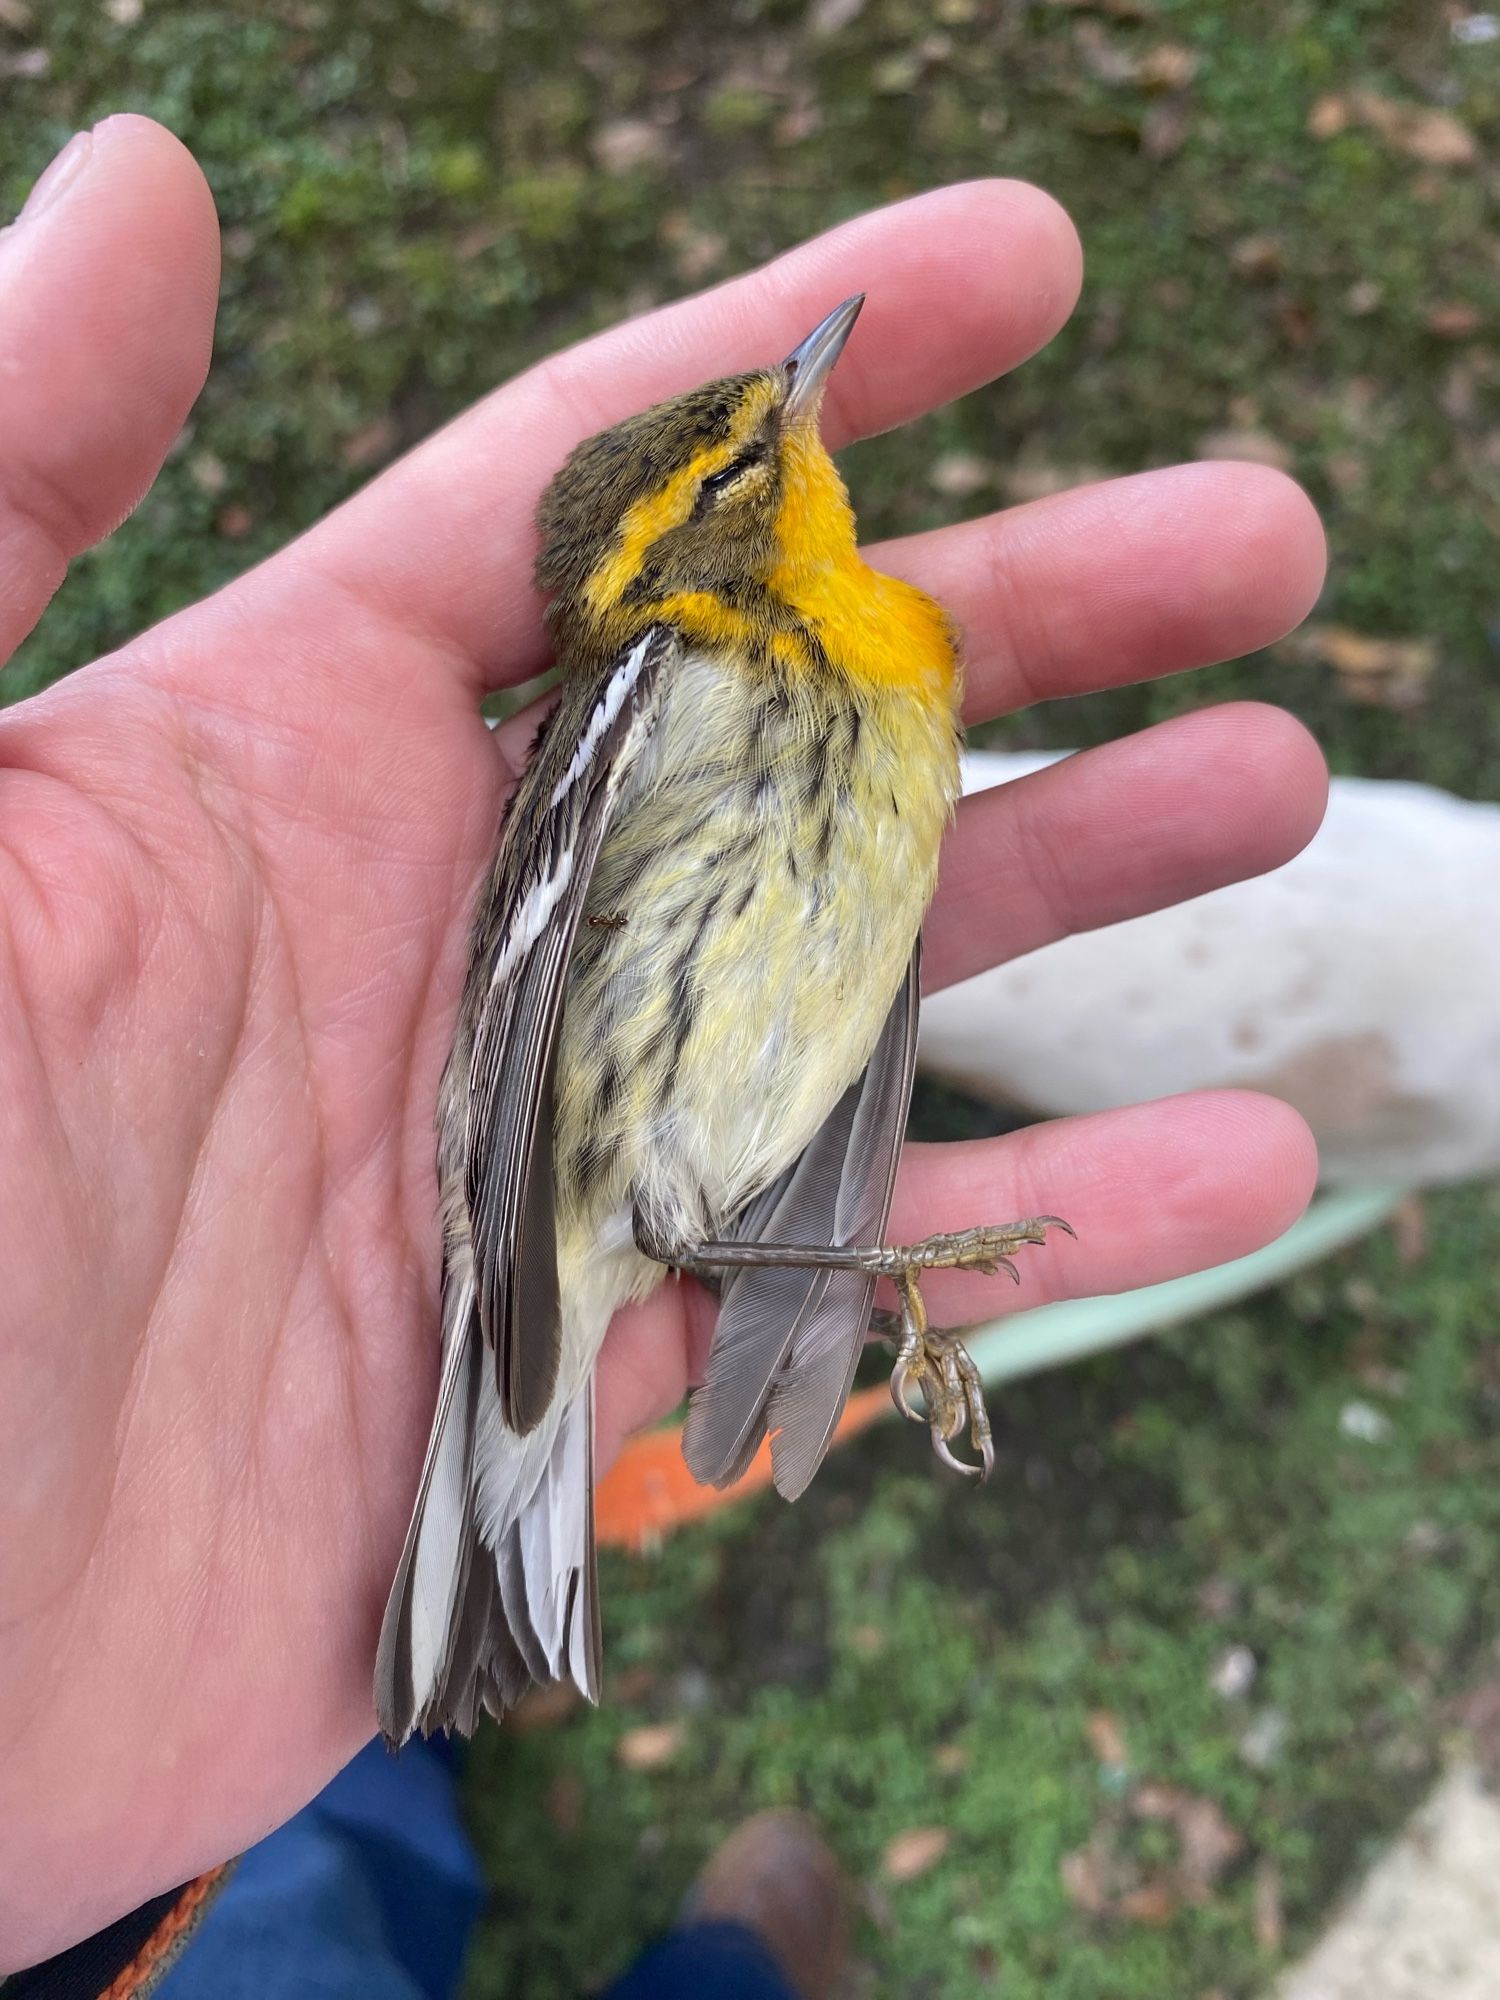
289,179,1082,684
411,454,1323,775
593,1087,1317,1463
884,1089,1318,1323
594,1290,702,1474
924,702,1328,993
873,460,1328,724
0,116,220,664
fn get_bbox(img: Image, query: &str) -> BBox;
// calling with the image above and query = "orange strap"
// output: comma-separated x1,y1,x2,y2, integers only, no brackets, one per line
98,1867,231,2000
594,1381,892,1551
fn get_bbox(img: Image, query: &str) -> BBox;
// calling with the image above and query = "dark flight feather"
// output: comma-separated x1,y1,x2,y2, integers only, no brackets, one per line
463,627,673,1432
681,944,921,1497
375,632,670,1744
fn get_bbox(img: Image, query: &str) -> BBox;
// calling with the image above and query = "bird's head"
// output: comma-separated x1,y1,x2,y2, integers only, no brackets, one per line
536,297,865,670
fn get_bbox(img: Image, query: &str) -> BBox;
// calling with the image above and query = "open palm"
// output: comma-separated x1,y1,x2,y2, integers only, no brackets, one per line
0,119,1328,1970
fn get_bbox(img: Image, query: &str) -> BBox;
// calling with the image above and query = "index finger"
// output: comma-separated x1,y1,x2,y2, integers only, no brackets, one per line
291,180,1082,687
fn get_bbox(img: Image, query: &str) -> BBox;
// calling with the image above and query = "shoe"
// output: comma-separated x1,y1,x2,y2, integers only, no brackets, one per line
680,1808,849,2000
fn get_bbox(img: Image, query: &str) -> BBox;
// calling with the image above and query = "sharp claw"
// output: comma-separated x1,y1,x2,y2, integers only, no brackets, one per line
1000,1257,1021,1285
890,1358,921,1424
1038,1215,1077,1239
931,1429,983,1479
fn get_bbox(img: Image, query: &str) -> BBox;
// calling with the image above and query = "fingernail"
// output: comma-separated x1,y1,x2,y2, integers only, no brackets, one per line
17,130,94,226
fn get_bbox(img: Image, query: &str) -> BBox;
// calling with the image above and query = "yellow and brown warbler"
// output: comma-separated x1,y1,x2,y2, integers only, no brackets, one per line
375,298,1071,1744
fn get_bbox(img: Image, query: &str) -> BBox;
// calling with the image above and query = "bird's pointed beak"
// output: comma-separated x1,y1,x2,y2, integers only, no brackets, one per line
782,294,864,424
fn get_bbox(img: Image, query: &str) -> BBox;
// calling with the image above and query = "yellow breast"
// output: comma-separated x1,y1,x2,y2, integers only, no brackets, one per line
767,422,960,702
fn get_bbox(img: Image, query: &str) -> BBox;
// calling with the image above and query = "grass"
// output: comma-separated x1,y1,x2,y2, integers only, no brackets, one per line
4,1,1499,1993
463,1179,1500,1997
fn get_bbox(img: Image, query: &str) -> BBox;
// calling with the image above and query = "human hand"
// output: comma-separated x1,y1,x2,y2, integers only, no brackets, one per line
0,117,1326,1967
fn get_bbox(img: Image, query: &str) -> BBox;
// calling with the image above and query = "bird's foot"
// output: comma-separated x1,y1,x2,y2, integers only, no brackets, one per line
880,1217,1075,1480
872,1215,1076,1288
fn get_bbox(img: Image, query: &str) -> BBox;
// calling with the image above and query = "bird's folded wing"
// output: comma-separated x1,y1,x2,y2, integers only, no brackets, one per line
460,626,673,1432
682,944,921,1497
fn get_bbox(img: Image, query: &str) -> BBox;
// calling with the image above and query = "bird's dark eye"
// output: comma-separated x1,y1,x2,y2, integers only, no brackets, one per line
694,447,764,515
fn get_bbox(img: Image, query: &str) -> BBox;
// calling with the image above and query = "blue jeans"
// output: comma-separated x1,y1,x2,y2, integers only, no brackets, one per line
158,1740,795,1999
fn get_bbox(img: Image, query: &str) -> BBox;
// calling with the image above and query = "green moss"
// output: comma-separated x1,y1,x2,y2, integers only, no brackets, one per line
504,165,591,245
702,84,775,139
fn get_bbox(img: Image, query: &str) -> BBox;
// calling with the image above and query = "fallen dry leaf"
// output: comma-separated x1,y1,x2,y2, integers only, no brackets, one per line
1385,104,1477,167
1139,41,1198,89
612,1664,658,1705
1060,1839,1112,1915
1062,1782,1241,1926
1291,623,1437,709
1120,1879,1178,1925
1348,90,1478,167
1003,460,1109,503
1425,301,1483,339
1231,232,1284,281
1134,1783,1244,1901
1392,1193,1429,1267
1198,1575,1240,1620
1276,297,1319,348
546,1770,585,1836
1073,19,1140,83
216,504,255,541
775,98,823,146
616,1722,684,1771
188,452,228,497
1440,360,1478,423
1254,1855,1284,1951
1451,1675,1500,1773
1141,94,1192,159
1307,94,1349,139
342,416,398,471
1195,427,1292,471
883,1826,951,1882
456,221,504,260
1086,1709,1130,1769
928,451,994,499
809,0,866,33
591,119,669,175
662,213,727,284
0,43,48,76
509,1680,582,1731
933,1742,970,1776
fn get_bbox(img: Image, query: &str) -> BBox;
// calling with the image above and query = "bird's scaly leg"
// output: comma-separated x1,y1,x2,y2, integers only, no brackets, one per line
640,1216,1075,1481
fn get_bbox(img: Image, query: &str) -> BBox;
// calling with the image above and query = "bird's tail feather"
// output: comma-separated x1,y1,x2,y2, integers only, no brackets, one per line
375,1278,599,1745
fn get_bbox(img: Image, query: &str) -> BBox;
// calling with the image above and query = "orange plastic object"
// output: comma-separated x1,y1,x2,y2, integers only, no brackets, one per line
595,1381,893,1552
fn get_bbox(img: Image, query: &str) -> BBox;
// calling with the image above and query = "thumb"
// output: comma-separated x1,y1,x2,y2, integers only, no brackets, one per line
0,114,220,665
